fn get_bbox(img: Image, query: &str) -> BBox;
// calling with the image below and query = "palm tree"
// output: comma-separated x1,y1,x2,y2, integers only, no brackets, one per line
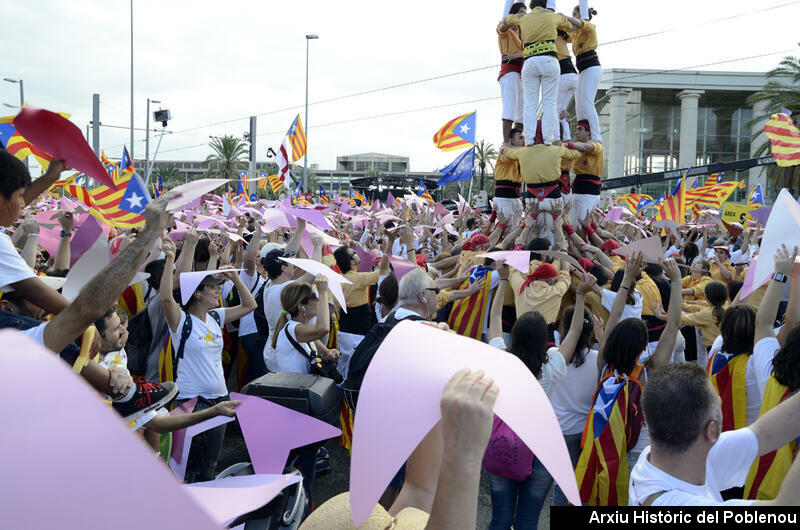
205,135,249,181
747,56,800,193
474,140,498,192
153,164,183,188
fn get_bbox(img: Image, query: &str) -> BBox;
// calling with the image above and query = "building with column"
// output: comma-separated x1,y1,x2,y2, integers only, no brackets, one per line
597,69,790,202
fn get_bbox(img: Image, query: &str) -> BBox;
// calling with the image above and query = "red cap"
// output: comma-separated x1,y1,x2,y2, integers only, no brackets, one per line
600,239,621,253
532,263,559,280
469,233,490,248
578,257,594,271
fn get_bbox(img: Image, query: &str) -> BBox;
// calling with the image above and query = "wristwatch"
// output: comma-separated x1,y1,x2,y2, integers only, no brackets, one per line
773,272,789,283
60,230,70,238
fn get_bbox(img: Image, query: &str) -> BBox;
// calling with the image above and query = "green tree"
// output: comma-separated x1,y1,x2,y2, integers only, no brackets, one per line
475,140,498,193
204,135,249,181
153,164,183,189
747,56,800,193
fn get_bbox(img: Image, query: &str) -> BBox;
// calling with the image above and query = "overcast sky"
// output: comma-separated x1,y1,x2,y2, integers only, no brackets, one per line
3,0,799,175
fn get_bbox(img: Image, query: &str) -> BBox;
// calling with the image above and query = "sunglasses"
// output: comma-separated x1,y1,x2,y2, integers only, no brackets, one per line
424,287,441,295
300,293,319,305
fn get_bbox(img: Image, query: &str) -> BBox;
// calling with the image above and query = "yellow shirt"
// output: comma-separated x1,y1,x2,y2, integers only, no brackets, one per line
503,145,580,185
638,272,662,317
572,20,598,55
609,255,625,272
341,269,380,308
508,7,572,46
679,306,723,348
497,22,523,56
555,31,572,60
573,142,604,176
585,290,609,326
682,275,711,301
456,250,482,277
508,267,571,323
710,260,734,284
494,153,523,184
733,266,747,283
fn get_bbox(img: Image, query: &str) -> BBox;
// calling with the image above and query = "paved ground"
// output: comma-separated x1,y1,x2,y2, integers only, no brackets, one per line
219,424,553,529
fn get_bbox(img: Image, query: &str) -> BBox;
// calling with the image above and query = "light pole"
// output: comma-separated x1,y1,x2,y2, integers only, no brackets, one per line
145,98,161,178
3,78,25,167
304,34,318,194
129,0,134,160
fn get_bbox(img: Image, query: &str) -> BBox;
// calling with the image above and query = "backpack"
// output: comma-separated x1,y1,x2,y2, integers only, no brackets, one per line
172,310,222,381
124,307,153,377
226,276,269,338
341,312,424,410
482,416,534,481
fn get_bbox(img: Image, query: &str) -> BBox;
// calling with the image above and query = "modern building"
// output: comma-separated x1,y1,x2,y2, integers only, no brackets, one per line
597,68,790,202
336,153,409,173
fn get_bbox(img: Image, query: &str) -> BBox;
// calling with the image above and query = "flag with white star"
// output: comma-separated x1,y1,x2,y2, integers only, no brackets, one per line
118,173,151,215
432,111,476,151
436,146,475,185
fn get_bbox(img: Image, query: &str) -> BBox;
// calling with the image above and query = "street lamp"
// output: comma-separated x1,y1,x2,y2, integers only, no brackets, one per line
145,98,161,178
304,34,319,193
3,78,25,167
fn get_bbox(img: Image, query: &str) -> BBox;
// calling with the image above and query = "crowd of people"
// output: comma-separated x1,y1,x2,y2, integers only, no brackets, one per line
3,2,800,528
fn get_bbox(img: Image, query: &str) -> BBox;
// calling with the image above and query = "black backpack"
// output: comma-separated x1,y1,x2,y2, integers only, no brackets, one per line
341,312,424,410
124,307,153,377
226,276,269,338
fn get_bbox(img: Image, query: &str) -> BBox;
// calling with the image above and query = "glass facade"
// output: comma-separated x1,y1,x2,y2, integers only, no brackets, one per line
600,88,754,201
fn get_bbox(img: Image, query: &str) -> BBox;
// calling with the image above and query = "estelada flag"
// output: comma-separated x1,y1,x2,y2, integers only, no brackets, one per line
433,111,476,151
575,365,644,506
447,265,492,340
764,112,800,166
706,350,749,432
744,377,795,500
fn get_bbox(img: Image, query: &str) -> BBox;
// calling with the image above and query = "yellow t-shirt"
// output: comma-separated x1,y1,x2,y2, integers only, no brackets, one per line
573,142,604,176
508,7,572,46
556,30,572,60
572,20,598,55
503,145,580,185
638,272,662,317
497,23,523,56
710,260,734,284
341,269,380,308
494,153,523,184
682,275,711,302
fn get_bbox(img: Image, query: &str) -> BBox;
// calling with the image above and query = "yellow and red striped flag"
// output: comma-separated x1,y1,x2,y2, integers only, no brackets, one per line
432,111,476,151
616,193,652,213
575,365,644,506
686,180,745,209
655,172,686,223
744,377,795,500
707,350,749,432
447,266,493,339
66,170,146,228
268,175,284,194
287,114,307,162
764,112,800,167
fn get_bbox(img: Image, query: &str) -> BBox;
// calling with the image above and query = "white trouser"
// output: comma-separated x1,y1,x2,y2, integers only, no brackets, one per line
493,196,523,228
499,72,524,124
521,56,560,145
575,64,603,143
568,193,598,226
557,72,578,140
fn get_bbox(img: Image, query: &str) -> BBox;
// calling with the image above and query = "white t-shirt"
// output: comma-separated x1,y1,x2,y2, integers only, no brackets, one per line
262,281,292,371
20,322,46,345
489,337,567,396
235,270,264,337
752,337,780,398
99,349,129,374
708,335,766,426
171,308,227,400
550,349,599,435
273,320,312,374
601,288,643,321
0,232,35,292
629,428,758,506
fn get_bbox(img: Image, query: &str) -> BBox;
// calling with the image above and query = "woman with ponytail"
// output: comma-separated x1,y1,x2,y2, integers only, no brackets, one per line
549,297,600,506
570,3,602,143
269,274,340,374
